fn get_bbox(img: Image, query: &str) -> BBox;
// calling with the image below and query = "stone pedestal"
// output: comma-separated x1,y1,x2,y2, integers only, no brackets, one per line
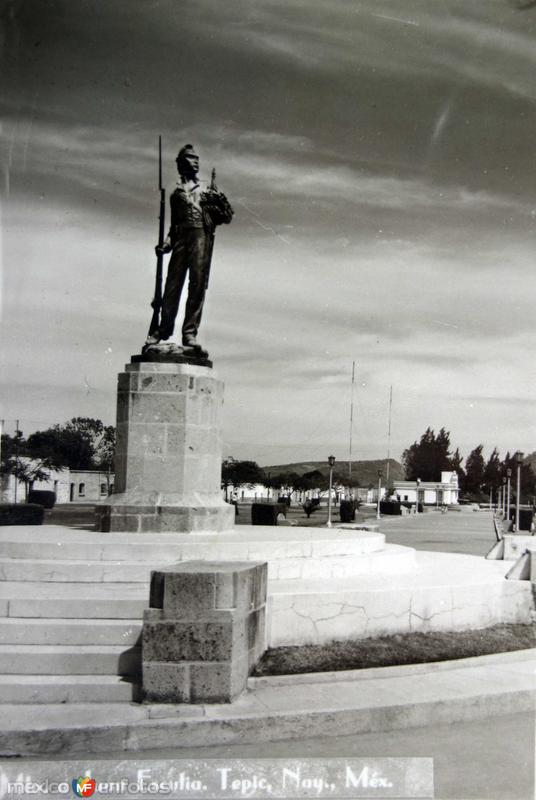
96,361,234,533
142,561,267,703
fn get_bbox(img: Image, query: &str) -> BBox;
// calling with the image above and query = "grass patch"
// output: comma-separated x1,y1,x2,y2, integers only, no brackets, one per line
253,623,536,676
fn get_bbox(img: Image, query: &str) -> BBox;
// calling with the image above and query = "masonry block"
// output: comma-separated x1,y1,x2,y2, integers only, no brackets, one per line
142,561,267,703
141,662,190,703
96,362,234,533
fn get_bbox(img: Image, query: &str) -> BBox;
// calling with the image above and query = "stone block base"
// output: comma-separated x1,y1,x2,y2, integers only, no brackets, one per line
96,361,232,534
96,499,234,533
142,561,267,703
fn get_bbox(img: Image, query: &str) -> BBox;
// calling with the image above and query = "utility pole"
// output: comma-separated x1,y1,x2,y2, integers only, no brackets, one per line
348,361,356,491
385,385,393,486
376,468,382,520
14,420,20,504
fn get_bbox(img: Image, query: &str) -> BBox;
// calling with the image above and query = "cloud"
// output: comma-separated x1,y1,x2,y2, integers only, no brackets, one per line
171,0,536,103
2,0,536,463
227,152,529,215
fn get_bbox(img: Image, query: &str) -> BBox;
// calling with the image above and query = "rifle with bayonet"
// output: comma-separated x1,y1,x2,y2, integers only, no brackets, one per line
147,136,166,338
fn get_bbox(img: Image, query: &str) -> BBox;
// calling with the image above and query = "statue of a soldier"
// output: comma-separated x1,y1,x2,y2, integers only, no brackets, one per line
145,144,233,357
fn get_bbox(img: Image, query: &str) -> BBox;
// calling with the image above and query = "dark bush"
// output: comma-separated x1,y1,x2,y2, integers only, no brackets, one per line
0,503,45,525
340,500,357,523
379,500,402,516
303,497,321,518
277,496,291,507
27,490,56,509
509,507,534,532
252,503,287,525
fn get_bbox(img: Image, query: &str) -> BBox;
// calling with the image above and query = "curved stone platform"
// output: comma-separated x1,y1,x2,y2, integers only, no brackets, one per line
268,552,532,646
0,524,533,705
0,525,404,582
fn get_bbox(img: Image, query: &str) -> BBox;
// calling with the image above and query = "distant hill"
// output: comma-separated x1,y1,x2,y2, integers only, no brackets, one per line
263,459,404,487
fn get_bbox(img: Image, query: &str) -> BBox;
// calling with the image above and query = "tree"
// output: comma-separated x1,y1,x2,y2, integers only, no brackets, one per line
501,452,536,505
464,444,485,496
450,447,465,483
294,469,327,493
1,433,54,500
26,418,116,471
402,427,460,481
93,425,116,471
262,471,302,497
221,458,265,499
482,447,501,494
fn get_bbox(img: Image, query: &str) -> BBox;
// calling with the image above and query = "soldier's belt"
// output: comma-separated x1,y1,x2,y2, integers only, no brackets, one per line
170,223,205,233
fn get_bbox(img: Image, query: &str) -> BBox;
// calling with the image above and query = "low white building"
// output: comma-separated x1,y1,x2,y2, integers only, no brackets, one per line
1,463,114,504
1,463,71,504
392,471,459,506
224,482,368,505
68,470,114,503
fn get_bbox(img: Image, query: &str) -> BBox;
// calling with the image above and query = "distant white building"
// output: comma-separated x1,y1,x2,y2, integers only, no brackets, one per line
392,471,459,506
1,461,71,504
1,462,114,504
68,470,114,503
224,482,366,504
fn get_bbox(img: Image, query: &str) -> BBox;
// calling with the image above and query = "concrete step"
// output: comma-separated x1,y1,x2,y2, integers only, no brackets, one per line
0,644,141,676
0,618,142,646
0,544,414,582
0,649,535,757
0,525,386,563
0,582,146,619
0,558,159,583
0,674,140,704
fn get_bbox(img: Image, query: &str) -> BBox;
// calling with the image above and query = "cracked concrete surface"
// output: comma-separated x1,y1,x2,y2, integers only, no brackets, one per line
268,552,533,646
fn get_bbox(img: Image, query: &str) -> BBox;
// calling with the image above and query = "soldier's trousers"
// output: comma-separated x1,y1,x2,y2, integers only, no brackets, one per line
159,228,213,342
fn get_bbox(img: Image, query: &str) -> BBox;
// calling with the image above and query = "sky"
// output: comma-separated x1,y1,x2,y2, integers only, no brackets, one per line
2,0,536,466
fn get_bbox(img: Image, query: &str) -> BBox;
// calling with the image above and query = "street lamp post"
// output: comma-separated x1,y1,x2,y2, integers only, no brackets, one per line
14,423,22,505
327,455,335,528
515,451,524,532
415,478,421,515
376,469,382,520
502,476,506,517
506,468,512,528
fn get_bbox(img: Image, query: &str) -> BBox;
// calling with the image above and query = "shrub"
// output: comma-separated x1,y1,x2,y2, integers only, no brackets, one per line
27,490,56,509
302,498,321,518
251,503,287,525
340,500,357,522
379,500,402,516
0,504,45,525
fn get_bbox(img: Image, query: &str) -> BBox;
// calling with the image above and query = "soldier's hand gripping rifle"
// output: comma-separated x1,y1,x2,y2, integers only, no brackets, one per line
147,136,167,338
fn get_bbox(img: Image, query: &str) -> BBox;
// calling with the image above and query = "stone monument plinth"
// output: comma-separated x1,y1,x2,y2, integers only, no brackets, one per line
96,360,234,533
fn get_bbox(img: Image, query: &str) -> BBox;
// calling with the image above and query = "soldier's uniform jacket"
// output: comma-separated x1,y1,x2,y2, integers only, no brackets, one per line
167,181,233,245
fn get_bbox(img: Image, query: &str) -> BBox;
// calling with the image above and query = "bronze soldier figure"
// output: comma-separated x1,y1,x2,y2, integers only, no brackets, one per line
145,144,233,354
